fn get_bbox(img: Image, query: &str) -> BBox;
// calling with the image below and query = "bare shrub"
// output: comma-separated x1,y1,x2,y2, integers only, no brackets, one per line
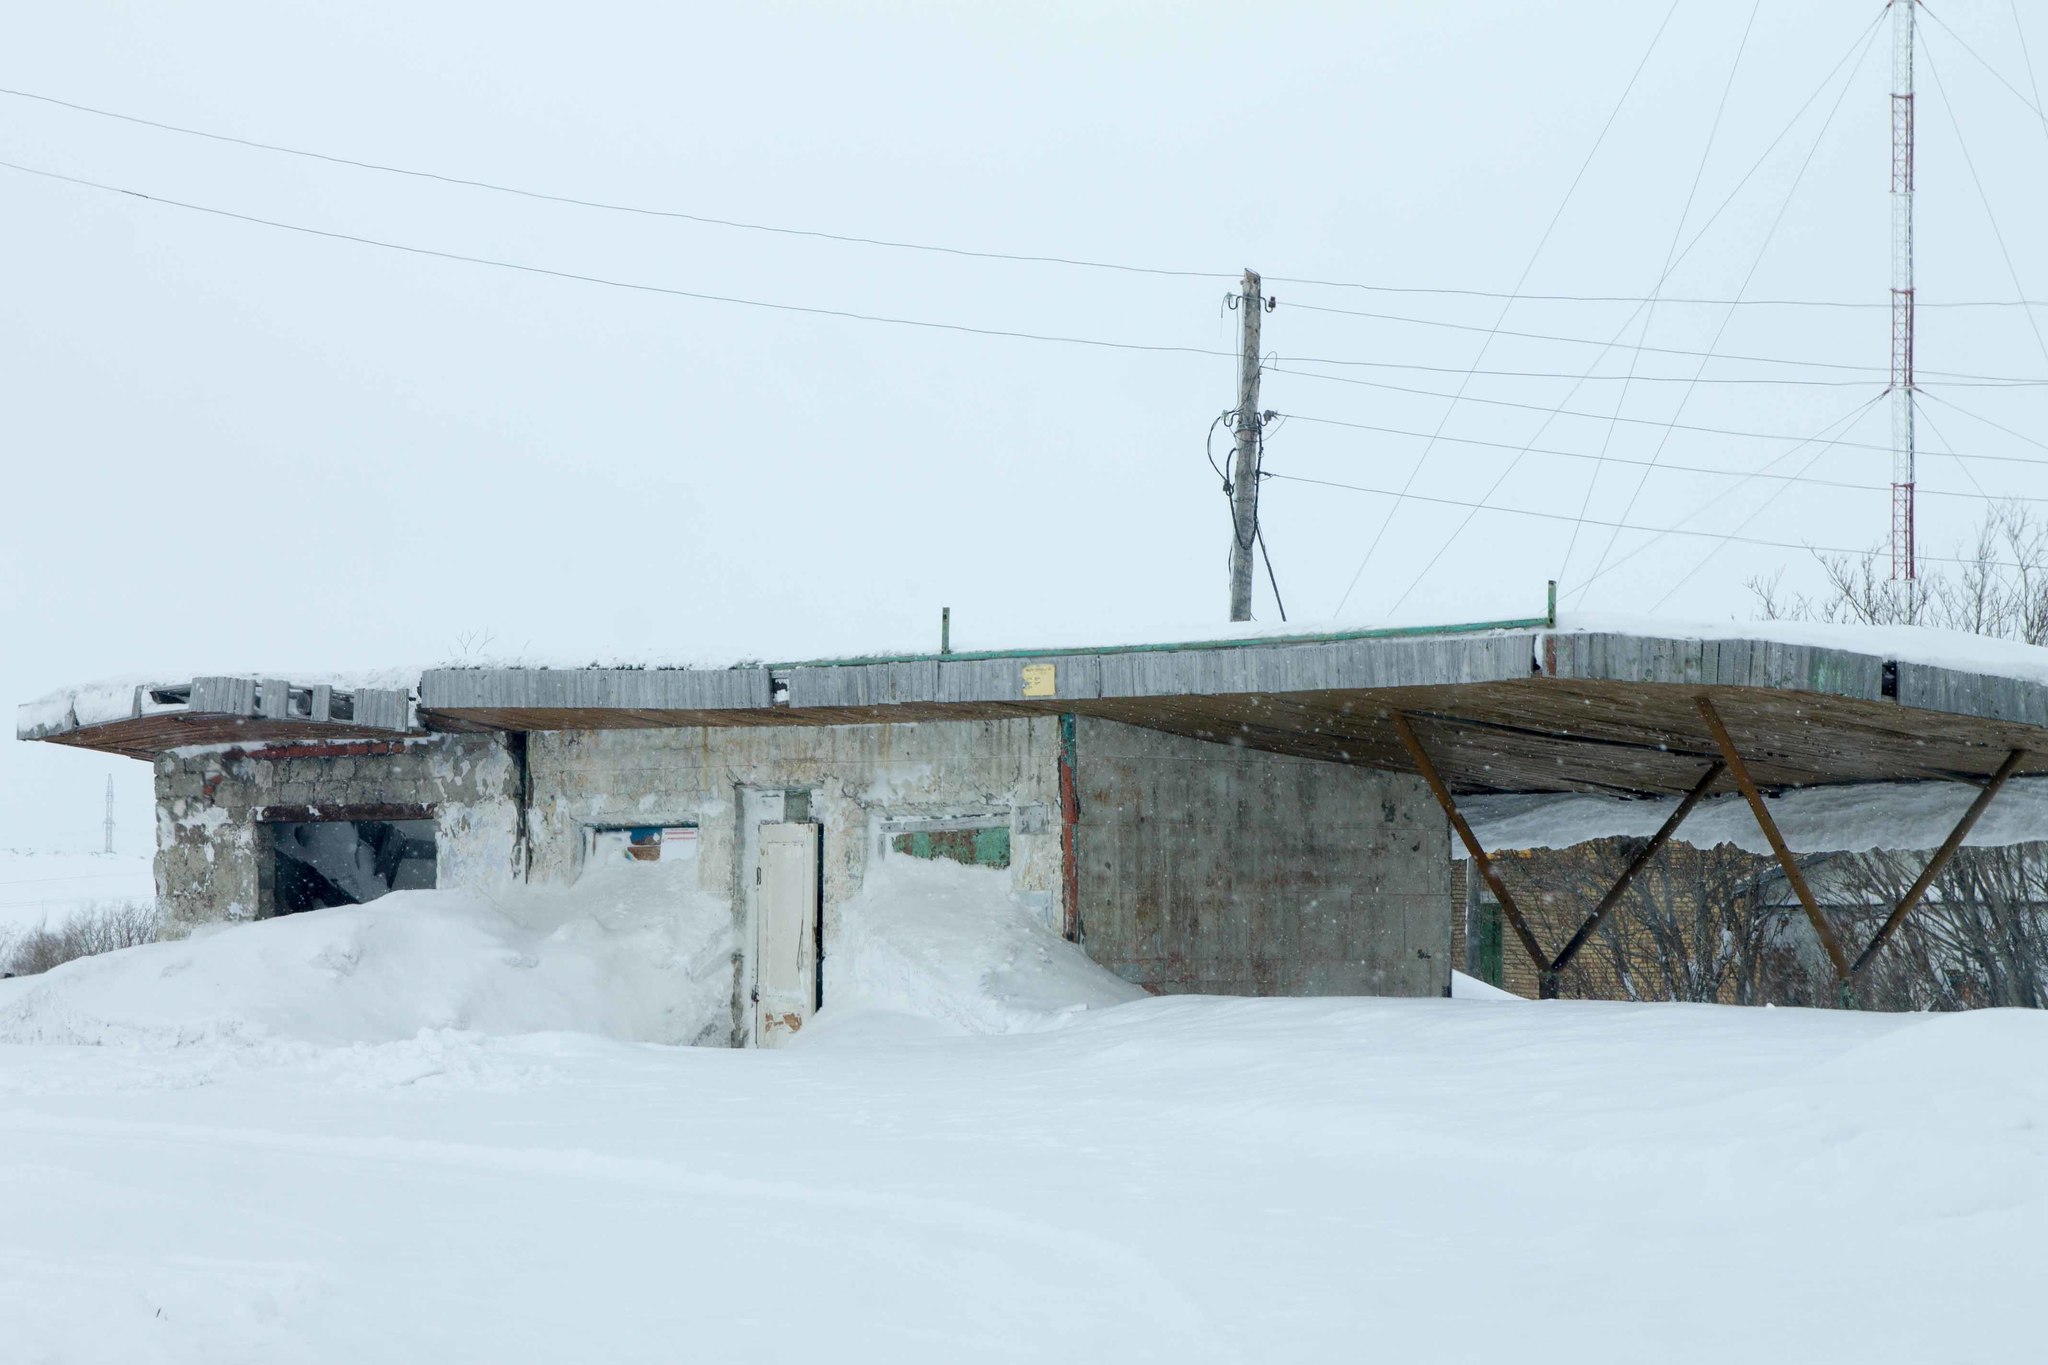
1749,500,2048,1010
2,900,162,977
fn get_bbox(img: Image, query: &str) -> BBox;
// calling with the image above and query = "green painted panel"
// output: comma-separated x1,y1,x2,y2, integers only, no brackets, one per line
1477,903,1504,988
891,826,1011,869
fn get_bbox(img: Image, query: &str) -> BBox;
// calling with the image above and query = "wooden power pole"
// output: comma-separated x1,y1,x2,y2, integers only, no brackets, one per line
1228,269,1265,622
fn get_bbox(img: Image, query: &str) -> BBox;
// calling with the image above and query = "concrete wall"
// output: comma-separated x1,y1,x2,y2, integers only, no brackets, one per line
524,718,1065,1043
152,734,520,931
1073,718,1451,997
149,714,1450,1016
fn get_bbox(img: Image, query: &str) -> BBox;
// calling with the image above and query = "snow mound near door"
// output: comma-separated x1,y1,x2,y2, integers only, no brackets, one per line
818,858,1144,1035
0,863,733,1049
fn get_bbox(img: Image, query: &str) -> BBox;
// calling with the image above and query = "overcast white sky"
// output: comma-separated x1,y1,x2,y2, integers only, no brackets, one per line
6,1,2048,852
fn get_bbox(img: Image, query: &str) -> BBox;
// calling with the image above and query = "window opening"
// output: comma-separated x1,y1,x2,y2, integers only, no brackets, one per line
588,824,699,865
271,818,436,914
883,815,1012,869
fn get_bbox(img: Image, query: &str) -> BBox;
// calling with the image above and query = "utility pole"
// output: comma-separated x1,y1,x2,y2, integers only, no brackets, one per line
103,774,115,855
1889,0,1917,581
1228,269,1267,621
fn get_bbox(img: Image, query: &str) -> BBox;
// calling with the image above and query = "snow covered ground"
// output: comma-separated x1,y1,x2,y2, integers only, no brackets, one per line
0,847,154,938
1,876,2042,1362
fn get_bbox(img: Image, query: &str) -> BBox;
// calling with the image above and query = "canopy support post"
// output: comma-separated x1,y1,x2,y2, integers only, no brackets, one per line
1849,747,2027,979
1546,760,1725,993
1390,711,1550,990
1695,696,1851,982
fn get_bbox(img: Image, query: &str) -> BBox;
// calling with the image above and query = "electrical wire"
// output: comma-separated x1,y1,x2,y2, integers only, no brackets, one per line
1921,34,2048,376
1918,4,2048,123
25,79,2043,311
1564,0,1760,588
0,155,1252,359
1914,395,1994,503
1581,0,1873,598
1269,366,1910,454
1328,0,1686,616
1919,388,2048,458
1279,298,2047,383
1647,407,1887,609
1274,407,2048,499
1568,396,1884,599
1268,280,2048,309
1260,465,2032,569
0,85,1234,283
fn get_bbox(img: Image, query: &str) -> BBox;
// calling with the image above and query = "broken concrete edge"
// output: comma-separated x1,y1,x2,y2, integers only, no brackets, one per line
17,676,418,744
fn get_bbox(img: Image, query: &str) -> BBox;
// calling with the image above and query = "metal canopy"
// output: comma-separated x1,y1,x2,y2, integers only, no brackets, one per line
18,676,415,760
23,629,2048,796
409,630,2048,798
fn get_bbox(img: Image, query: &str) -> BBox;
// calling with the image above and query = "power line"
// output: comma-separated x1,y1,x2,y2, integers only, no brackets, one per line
1279,298,2045,383
1565,0,1760,591
0,85,1234,284
1261,466,2032,569
1914,395,1994,503
1269,365,1914,454
1646,402,1888,609
29,148,2041,417
1917,4,2048,124
28,79,2048,311
1921,34,2048,378
1269,279,2048,309
1331,0,1687,615
1919,388,2048,459
1274,407,2048,498
1583,0,1871,598
1570,397,1887,600
0,155,1252,360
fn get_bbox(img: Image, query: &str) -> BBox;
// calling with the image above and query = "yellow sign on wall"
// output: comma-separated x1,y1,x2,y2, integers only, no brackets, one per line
1020,663,1057,698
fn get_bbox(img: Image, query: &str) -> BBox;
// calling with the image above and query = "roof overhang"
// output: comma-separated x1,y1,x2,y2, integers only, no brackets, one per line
19,676,417,760
24,626,2048,797
415,628,2048,797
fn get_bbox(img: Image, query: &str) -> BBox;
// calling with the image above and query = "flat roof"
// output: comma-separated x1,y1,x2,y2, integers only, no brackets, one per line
22,614,2048,799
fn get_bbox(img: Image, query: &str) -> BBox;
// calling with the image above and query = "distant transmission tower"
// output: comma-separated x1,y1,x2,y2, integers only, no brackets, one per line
103,774,115,854
1889,0,1917,580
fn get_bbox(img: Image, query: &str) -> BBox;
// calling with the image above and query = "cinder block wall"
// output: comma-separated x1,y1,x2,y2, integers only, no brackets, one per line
1073,718,1452,997
152,734,519,931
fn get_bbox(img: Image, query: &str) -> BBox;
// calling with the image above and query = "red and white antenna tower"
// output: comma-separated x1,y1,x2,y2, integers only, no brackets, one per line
1889,0,1917,579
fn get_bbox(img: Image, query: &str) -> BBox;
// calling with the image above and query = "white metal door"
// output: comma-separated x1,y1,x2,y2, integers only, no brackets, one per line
754,821,820,1047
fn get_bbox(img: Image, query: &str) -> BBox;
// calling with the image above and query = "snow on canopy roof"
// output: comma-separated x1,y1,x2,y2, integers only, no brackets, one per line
394,608,2048,678
1465,779,2048,857
25,611,2048,820
23,609,2048,695
18,667,421,736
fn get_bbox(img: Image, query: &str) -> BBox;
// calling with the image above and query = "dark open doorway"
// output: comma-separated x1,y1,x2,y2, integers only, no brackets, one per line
270,818,437,914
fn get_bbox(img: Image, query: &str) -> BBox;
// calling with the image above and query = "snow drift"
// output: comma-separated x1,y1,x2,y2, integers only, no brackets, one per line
816,857,1144,1035
0,855,1144,1052
0,862,735,1049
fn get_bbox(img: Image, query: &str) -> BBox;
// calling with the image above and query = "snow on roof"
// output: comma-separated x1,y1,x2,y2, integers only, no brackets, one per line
18,667,421,738
1465,778,2048,856
23,605,2048,699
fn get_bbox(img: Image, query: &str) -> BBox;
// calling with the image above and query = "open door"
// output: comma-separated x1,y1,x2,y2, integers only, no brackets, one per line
754,821,821,1047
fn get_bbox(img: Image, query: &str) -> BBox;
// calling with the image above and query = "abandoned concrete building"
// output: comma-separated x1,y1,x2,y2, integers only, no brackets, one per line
22,614,2048,1038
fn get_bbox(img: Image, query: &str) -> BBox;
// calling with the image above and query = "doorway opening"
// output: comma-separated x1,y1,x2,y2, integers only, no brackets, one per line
267,817,437,914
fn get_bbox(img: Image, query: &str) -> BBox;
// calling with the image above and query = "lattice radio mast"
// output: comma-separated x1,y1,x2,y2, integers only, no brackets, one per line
1889,0,1917,580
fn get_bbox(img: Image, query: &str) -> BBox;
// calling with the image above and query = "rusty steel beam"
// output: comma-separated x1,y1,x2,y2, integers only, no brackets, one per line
1696,696,1850,980
1545,760,1725,995
1389,711,1549,981
1849,747,2028,978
